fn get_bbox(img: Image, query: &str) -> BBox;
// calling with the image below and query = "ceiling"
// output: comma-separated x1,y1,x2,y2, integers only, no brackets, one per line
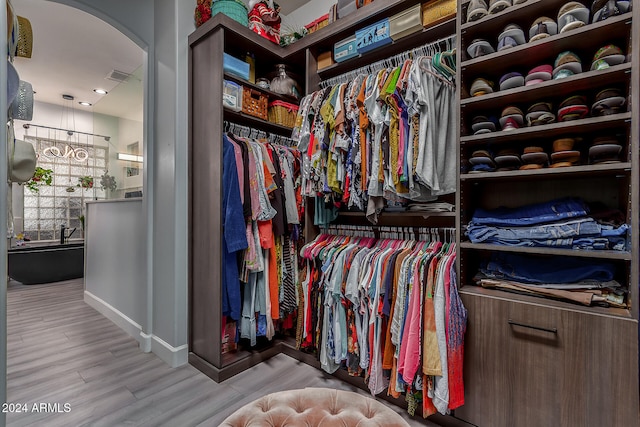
10,0,311,122
11,0,144,121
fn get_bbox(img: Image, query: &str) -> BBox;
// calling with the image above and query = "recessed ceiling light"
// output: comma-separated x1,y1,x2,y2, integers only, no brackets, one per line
93,89,108,95
78,101,92,106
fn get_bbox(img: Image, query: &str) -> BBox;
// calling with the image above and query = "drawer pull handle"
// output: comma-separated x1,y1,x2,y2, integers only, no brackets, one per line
508,319,557,334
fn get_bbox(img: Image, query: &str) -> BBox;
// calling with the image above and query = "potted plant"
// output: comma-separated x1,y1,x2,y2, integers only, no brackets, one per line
77,175,94,189
99,171,117,192
26,166,53,192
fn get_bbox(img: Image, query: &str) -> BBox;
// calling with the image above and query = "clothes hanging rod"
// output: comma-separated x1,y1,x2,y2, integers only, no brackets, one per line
22,123,111,141
321,33,456,88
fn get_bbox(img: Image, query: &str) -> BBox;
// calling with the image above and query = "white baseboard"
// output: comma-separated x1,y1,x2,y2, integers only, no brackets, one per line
84,291,143,345
151,335,188,368
83,291,188,368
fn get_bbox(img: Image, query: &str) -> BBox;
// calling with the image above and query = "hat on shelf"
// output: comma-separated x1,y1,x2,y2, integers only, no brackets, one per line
525,64,553,85
588,136,622,164
494,148,522,171
471,115,499,134
558,95,589,121
529,16,558,42
10,80,34,121
590,44,626,70
499,106,524,130
499,71,525,90
526,102,556,126
553,51,582,78
521,146,549,169
466,0,489,22
591,0,631,23
15,16,33,58
469,149,496,172
7,61,20,109
470,77,494,96
550,137,581,167
558,1,590,33
489,0,512,14
498,24,526,48
467,39,495,59
591,88,626,116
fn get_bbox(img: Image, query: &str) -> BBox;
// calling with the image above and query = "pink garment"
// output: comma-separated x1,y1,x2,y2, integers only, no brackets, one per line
398,259,424,385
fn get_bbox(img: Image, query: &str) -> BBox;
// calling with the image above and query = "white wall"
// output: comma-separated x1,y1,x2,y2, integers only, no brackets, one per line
281,0,335,30
118,117,144,192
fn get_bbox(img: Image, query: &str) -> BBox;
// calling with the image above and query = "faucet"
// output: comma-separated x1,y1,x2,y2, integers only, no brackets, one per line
60,224,77,244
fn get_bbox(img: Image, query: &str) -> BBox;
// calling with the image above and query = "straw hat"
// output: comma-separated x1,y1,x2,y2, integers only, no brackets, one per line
16,16,33,58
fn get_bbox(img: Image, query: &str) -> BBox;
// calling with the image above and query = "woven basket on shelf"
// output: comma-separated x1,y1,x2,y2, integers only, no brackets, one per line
242,87,268,120
211,0,249,27
268,101,299,128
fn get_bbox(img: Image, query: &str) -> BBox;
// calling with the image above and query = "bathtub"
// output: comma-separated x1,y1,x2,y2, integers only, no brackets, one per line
8,242,85,285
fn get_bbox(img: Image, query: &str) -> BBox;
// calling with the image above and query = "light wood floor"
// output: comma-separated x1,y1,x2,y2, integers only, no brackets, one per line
6,279,440,426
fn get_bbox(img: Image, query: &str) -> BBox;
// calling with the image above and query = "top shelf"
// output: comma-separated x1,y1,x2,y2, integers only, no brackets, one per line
460,13,632,75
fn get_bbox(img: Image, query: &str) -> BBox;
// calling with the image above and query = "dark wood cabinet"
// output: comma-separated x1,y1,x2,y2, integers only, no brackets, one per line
455,0,640,424
457,292,639,427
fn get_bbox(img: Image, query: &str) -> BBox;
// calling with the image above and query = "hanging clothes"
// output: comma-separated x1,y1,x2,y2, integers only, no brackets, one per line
297,231,466,417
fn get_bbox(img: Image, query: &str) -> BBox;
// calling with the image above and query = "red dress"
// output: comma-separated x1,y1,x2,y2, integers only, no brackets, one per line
248,2,281,45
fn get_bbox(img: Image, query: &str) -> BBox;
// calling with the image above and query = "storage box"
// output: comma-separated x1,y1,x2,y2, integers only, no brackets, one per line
305,13,330,33
422,0,457,28
334,36,359,62
242,87,268,120
390,4,423,41
355,18,391,54
268,101,299,128
223,80,242,112
338,0,358,19
223,52,250,81
317,51,335,70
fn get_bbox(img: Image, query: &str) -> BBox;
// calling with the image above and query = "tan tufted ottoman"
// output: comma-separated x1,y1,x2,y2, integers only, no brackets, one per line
219,387,411,426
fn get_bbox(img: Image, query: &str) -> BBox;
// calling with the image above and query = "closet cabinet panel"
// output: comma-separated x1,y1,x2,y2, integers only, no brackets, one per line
458,293,640,427
457,294,562,426
559,312,639,427
455,293,512,426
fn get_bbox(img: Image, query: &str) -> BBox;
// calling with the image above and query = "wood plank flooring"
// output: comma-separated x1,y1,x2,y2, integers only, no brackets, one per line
6,279,441,426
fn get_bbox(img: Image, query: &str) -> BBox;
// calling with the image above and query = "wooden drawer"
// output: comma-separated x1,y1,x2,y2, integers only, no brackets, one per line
456,292,639,427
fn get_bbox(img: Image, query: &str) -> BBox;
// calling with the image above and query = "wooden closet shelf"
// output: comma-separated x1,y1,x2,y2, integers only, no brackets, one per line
460,162,632,181
284,0,424,54
460,242,632,261
223,108,294,136
460,113,632,145
460,0,546,33
317,18,456,80
223,73,300,104
460,14,632,74
460,63,632,111
459,286,634,319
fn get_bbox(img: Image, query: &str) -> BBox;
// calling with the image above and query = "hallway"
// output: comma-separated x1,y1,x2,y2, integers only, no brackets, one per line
6,279,437,426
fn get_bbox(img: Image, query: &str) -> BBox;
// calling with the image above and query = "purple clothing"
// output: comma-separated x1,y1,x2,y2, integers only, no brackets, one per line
223,135,249,320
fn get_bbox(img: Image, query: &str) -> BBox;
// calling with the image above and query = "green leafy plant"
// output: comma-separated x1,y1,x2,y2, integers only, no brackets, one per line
99,171,117,192
78,175,94,189
26,167,53,192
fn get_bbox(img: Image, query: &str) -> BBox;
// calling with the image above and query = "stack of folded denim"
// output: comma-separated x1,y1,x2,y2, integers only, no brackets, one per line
466,197,628,250
475,252,626,307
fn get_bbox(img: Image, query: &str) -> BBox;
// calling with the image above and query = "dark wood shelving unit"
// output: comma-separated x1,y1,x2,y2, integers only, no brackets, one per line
223,73,300,104
459,241,632,261
223,108,293,136
460,162,632,181
454,0,640,425
460,112,632,145
459,285,634,319
460,13,632,74
317,18,456,80
460,63,632,111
